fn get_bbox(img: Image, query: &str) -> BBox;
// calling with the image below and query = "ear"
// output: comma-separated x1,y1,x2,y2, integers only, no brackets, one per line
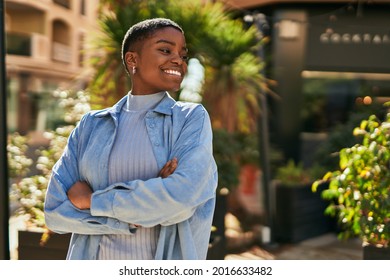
125,51,137,68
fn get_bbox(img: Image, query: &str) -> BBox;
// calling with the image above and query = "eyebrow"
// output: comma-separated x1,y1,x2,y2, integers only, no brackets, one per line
156,39,188,52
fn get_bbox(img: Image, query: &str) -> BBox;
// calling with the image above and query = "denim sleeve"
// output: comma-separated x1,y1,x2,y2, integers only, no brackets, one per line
44,114,135,235
90,106,218,227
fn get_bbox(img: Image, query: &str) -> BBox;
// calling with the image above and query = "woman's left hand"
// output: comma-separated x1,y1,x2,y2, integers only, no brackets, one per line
158,157,178,178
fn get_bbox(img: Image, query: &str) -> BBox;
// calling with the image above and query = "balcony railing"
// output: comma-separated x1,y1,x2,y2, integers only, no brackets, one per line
52,42,72,63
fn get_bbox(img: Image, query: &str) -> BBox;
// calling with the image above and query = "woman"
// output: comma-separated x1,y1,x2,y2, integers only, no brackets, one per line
44,18,218,260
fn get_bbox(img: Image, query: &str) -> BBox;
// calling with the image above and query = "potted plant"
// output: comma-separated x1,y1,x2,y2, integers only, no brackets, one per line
312,113,390,260
273,159,332,243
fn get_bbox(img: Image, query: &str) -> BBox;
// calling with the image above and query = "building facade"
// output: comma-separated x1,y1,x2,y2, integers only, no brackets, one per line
5,0,99,137
225,0,390,166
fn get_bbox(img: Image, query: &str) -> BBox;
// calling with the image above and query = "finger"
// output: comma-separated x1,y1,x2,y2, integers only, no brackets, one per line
170,161,177,171
158,160,171,176
159,168,169,177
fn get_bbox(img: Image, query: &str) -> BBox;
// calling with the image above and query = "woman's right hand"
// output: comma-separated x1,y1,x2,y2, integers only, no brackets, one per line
158,157,178,178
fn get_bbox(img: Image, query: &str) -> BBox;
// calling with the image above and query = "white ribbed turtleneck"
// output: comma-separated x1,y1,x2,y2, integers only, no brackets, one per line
98,91,165,260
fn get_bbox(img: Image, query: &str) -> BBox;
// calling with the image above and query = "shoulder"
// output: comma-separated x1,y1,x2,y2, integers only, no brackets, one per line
81,95,127,121
170,101,213,138
74,108,113,133
171,101,208,119
78,109,104,122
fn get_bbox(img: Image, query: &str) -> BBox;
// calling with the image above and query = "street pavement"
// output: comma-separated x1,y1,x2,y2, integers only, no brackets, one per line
224,179,363,260
224,232,363,260
223,212,362,260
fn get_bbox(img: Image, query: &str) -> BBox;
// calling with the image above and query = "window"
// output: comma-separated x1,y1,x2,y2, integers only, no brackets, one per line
301,74,390,133
53,0,70,9
78,33,85,66
80,0,86,15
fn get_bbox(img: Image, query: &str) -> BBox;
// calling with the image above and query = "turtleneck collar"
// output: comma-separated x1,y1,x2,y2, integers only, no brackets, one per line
124,91,165,112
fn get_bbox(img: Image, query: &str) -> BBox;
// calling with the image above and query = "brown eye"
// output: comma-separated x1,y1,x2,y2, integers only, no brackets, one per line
160,48,171,54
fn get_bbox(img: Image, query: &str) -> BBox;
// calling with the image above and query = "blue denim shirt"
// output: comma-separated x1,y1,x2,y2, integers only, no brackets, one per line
44,92,218,260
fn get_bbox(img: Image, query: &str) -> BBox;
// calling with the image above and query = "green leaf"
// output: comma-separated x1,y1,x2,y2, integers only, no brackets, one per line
339,149,348,170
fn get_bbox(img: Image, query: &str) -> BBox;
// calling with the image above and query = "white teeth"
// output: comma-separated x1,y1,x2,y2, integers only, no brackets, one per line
164,70,181,77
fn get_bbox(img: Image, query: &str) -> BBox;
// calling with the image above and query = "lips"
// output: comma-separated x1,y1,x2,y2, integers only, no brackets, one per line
163,69,182,77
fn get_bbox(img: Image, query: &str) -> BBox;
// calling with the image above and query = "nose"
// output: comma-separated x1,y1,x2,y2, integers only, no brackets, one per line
171,52,184,65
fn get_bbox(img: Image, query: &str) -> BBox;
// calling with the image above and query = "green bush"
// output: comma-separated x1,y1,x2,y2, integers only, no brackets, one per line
274,159,311,187
312,112,390,247
7,133,33,179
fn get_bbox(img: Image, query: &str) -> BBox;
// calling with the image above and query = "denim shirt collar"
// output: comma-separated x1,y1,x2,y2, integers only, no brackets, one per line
94,91,175,118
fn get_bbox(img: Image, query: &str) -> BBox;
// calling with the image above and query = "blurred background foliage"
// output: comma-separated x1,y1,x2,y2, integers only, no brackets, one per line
8,90,90,230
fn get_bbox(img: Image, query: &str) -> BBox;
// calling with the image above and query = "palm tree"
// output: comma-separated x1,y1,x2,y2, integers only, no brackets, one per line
197,21,265,133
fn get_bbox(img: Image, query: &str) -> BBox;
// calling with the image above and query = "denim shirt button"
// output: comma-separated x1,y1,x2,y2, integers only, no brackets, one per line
154,142,160,146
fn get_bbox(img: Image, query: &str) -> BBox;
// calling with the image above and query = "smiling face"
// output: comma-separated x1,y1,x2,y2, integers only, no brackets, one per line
125,27,188,95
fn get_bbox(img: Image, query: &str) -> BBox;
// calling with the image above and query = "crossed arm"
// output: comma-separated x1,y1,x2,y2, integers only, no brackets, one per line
67,158,178,210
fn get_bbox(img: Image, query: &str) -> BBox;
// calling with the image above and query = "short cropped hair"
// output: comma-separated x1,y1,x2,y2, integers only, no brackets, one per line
121,18,184,74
